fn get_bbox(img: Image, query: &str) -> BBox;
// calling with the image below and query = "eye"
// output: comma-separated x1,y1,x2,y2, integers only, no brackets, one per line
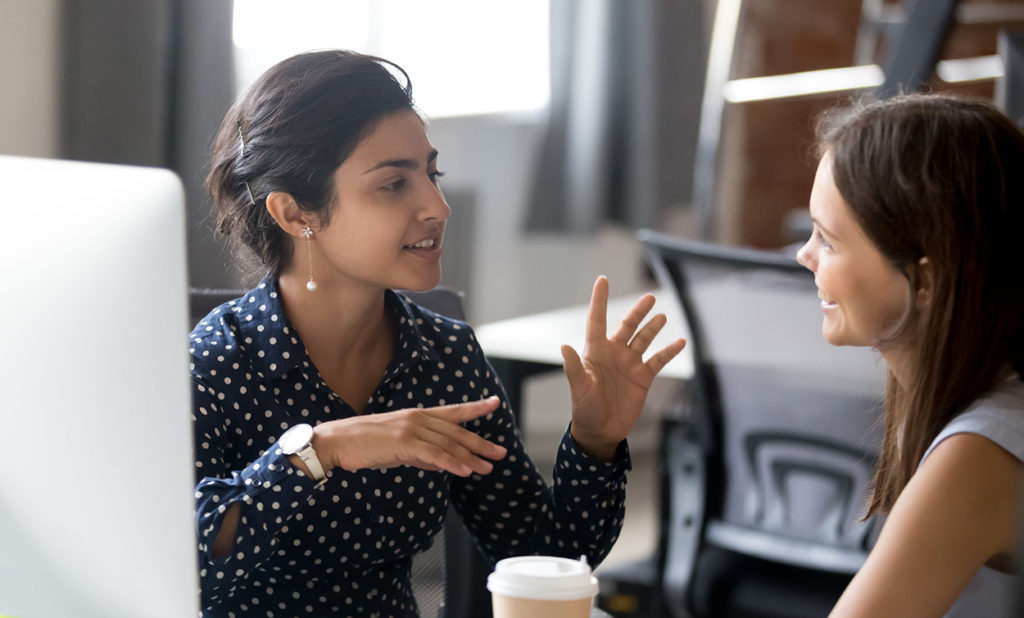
381,179,406,192
814,228,833,250
428,170,446,185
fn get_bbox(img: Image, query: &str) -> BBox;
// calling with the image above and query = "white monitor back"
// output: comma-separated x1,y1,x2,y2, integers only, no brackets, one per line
0,155,198,617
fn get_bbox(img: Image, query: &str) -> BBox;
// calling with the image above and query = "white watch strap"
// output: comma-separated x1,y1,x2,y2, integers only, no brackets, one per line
297,444,326,482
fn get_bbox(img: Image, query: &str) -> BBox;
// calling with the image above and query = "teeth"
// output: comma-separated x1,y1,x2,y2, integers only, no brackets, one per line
410,239,434,249
817,289,834,303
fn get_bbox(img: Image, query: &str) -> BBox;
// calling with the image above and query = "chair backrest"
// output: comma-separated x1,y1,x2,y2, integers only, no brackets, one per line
189,285,491,618
638,230,887,616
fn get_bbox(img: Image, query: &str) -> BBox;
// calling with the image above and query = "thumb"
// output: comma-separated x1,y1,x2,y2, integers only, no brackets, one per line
560,344,589,398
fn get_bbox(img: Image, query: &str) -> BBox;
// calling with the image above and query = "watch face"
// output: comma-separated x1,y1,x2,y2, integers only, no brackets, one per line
280,423,314,454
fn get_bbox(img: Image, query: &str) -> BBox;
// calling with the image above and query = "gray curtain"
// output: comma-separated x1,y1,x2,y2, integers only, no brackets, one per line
60,0,237,288
525,0,705,233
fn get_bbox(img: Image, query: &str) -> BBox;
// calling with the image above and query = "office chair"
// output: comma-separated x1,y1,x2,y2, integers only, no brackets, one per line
189,285,493,618
637,230,886,618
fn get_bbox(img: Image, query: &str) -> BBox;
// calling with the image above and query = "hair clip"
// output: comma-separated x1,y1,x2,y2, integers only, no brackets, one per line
237,121,247,155
237,120,255,204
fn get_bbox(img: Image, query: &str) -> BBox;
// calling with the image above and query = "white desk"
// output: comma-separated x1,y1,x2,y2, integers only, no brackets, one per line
474,280,886,425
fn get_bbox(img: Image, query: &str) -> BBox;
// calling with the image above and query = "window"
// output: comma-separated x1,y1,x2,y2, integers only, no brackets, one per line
232,0,550,118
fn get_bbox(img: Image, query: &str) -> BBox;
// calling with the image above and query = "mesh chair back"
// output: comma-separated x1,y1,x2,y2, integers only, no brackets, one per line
639,231,887,616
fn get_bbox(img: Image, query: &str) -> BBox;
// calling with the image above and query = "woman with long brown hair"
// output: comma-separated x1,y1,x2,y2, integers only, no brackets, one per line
797,93,1024,616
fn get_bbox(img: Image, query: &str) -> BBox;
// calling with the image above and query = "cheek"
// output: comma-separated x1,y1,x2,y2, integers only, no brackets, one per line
847,272,909,333
336,211,405,248
813,255,843,295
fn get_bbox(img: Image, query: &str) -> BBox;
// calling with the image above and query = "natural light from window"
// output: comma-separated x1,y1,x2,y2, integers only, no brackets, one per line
232,0,550,118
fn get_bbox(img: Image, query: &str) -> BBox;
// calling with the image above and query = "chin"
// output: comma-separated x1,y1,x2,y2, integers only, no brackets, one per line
822,324,872,349
822,332,846,347
398,271,442,292
821,322,851,347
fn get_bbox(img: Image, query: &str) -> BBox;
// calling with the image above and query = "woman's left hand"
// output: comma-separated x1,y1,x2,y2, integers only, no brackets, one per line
561,276,687,461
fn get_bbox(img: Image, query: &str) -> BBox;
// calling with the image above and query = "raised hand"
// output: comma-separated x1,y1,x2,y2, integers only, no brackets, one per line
309,396,508,477
561,276,687,461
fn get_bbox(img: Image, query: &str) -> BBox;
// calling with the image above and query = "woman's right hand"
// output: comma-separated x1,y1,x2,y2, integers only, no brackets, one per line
309,396,507,477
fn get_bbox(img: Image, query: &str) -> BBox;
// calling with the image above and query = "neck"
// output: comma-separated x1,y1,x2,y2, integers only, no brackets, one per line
276,268,391,361
879,341,916,389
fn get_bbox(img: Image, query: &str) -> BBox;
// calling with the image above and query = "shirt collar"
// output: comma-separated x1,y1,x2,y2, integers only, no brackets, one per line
380,289,444,383
234,276,443,383
231,276,308,381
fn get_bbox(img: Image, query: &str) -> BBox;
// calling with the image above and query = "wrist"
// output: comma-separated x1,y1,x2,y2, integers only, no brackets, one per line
569,425,620,463
280,423,327,482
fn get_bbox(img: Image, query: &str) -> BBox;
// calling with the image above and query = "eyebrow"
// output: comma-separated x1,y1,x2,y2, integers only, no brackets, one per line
810,216,838,239
363,149,438,174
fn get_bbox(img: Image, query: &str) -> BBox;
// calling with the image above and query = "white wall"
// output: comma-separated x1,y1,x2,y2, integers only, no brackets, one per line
428,112,653,326
0,0,59,157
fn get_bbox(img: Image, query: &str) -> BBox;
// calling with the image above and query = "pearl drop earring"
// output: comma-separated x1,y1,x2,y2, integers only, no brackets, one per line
301,226,318,292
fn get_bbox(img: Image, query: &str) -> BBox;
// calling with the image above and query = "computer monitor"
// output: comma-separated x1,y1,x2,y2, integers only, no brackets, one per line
0,155,199,617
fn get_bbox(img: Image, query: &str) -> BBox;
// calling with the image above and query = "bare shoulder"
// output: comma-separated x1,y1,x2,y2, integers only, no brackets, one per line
907,432,1022,551
828,432,1022,617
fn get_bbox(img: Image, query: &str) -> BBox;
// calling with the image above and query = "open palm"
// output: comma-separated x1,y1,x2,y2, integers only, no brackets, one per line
561,276,687,461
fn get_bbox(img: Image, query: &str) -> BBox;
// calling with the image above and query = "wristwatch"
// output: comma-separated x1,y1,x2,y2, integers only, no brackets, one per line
279,423,326,482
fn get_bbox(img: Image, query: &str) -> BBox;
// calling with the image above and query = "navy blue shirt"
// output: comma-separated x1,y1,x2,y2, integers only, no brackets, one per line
190,277,631,617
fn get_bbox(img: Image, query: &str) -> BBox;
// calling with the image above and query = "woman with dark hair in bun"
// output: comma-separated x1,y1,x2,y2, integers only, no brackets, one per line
191,50,685,617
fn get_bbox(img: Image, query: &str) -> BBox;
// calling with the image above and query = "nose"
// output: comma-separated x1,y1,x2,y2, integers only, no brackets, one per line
420,184,451,222
796,238,815,272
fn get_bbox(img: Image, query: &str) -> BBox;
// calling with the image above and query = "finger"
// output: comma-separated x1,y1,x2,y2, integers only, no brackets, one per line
644,338,687,375
418,406,508,460
611,294,656,344
560,344,588,400
414,431,498,477
584,275,610,343
627,312,667,355
423,395,501,424
413,441,477,477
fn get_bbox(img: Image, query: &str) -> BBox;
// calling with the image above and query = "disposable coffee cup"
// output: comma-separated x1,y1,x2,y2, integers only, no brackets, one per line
487,555,599,618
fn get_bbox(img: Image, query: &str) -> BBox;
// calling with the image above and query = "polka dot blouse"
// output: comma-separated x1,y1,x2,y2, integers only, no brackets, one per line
190,277,631,617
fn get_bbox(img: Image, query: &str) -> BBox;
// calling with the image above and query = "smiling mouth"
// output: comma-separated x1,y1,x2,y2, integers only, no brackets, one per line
817,289,838,308
406,239,436,249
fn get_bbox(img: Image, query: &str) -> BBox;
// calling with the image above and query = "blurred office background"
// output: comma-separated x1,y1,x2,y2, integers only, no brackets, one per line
3,0,1021,592
5,0,1017,321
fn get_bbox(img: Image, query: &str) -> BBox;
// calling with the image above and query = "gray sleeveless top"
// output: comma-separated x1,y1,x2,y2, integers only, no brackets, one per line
918,377,1024,618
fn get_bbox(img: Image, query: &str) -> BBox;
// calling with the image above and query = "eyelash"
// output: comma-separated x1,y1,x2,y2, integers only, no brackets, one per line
814,228,833,250
381,171,445,192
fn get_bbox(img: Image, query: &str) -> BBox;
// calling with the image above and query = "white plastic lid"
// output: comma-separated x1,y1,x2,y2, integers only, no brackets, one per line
486,555,599,601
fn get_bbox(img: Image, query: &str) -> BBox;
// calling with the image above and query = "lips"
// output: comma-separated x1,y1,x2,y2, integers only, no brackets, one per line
817,288,838,309
402,235,442,260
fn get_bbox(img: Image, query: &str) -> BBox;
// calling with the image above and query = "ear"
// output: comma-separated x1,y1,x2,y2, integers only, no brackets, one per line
265,191,316,238
915,257,934,309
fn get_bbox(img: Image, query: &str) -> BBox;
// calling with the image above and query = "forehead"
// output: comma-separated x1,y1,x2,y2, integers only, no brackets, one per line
809,153,846,223
347,110,433,164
